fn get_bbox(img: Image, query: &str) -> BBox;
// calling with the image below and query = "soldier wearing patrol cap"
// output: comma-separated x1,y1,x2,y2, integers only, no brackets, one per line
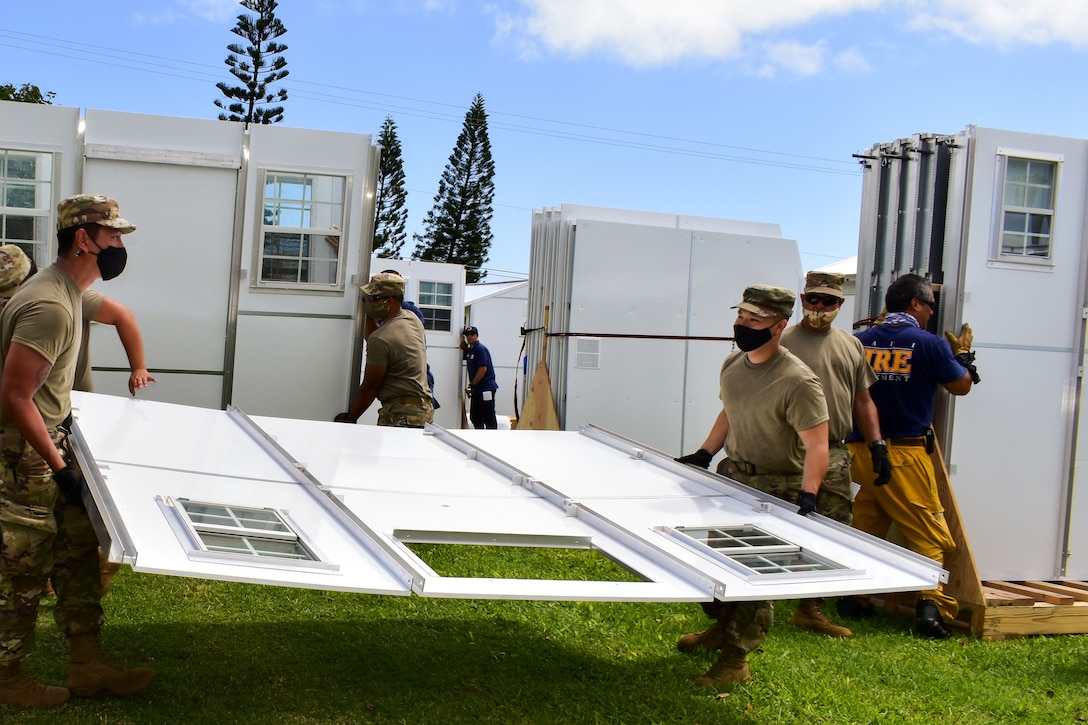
778,271,889,639
0,244,33,300
0,194,154,708
675,284,830,688
335,272,433,427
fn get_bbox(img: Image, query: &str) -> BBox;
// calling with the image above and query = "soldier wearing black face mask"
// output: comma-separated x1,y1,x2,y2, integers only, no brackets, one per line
0,194,154,707
674,284,829,689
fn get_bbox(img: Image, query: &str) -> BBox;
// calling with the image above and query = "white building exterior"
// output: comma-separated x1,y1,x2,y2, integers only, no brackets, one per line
855,125,1088,580
0,101,380,422
524,204,804,460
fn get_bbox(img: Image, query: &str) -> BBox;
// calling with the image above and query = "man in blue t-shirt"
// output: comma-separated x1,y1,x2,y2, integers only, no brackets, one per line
460,326,498,429
841,273,978,639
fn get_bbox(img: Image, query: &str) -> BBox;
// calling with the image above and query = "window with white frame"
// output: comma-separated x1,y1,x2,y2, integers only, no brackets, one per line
0,149,52,267
418,280,453,331
257,171,347,290
676,524,845,575
997,155,1058,261
179,499,316,560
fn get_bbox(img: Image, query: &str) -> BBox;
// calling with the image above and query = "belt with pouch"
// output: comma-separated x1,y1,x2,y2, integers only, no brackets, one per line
384,396,430,406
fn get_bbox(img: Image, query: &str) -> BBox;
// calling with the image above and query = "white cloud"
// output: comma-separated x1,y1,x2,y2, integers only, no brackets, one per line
178,0,241,23
498,0,1088,71
764,40,827,77
912,1,1088,47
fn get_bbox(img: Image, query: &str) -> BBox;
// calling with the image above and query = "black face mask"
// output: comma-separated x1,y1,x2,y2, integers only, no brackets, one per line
89,239,128,281
733,324,773,352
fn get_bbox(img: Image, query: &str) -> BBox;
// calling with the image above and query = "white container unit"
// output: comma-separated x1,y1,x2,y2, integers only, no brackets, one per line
525,204,803,459
854,126,1088,580
0,101,380,422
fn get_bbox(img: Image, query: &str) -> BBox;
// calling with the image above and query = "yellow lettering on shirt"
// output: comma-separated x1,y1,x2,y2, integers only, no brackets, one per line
866,347,913,375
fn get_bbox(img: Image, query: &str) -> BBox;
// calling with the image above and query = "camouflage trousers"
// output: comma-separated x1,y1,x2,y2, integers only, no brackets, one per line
377,400,434,428
700,600,774,654
0,425,103,664
716,444,854,523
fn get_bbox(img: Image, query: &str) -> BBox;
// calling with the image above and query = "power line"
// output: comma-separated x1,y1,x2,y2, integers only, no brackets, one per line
0,28,858,177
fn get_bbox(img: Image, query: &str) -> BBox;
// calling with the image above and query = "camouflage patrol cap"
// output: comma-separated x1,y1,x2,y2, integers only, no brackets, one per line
361,272,405,297
804,271,846,298
732,284,796,319
56,194,136,233
0,245,31,298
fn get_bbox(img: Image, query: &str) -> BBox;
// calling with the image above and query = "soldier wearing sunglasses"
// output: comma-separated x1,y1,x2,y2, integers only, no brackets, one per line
779,271,889,639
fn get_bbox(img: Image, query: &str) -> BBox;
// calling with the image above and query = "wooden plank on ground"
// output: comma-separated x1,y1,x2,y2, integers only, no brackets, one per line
1054,581,1088,595
978,603,1088,640
983,581,1074,605
980,585,1034,606
1024,581,1088,602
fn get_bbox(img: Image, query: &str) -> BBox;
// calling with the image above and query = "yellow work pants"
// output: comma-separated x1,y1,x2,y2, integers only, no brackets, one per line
847,441,958,622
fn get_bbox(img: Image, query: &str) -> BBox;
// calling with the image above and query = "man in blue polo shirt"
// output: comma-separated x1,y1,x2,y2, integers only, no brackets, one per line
840,273,979,639
460,326,498,429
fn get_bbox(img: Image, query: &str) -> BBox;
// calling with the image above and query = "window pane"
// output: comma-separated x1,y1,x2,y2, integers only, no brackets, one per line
6,156,37,180
1006,158,1028,183
1001,232,1025,256
1003,211,1026,233
423,307,451,331
1027,160,1054,186
260,171,347,288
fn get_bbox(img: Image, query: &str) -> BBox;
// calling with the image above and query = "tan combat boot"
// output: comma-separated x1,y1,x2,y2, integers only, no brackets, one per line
0,661,69,708
99,548,121,596
68,634,155,697
791,599,852,638
677,621,726,653
694,646,751,687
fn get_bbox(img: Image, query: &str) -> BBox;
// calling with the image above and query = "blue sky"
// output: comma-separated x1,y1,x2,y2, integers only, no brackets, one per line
3,0,1087,281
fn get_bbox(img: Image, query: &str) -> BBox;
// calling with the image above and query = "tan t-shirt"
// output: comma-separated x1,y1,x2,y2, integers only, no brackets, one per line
781,324,877,442
719,347,828,475
74,290,105,393
0,265,83,428
365,311,431,403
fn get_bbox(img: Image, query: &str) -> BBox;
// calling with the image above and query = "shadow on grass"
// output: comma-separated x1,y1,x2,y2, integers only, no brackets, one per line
15,610,712,724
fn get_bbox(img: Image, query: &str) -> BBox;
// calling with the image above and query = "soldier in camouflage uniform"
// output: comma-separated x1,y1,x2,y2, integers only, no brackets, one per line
778,271,890,638
675,285,829,688
335,272,433,427
0,195,154,708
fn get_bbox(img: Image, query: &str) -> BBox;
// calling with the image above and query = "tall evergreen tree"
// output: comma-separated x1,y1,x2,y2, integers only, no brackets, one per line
373,117,408,259
214,0,289,125
412,93,495,282
0,83,55,104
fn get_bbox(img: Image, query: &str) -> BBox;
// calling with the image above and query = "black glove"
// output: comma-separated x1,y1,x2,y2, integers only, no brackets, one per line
333,412,358,424
870,441,892,486
53,465,85,511
795,490,817,516
675,449,713,469
955,351,981,384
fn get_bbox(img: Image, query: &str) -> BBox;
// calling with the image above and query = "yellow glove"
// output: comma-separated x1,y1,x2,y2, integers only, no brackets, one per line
944,323,973,355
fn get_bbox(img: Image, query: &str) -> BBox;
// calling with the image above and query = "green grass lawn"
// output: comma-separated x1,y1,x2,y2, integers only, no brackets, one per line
5,567,1088,724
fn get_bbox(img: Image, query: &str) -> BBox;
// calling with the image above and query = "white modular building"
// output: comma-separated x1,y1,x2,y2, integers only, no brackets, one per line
523,204,804,459
0,101,380,422
854,125,1088,580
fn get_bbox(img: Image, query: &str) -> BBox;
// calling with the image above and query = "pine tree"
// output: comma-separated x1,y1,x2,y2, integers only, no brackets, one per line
373,117,408,259
214,0,289,125
0,83,55,104
412,93,495,282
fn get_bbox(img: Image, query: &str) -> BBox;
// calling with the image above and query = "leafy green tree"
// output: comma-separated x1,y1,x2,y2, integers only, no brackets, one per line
0,83,55,104
373,117,408,259
214,0,289,125
412,93,495,282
